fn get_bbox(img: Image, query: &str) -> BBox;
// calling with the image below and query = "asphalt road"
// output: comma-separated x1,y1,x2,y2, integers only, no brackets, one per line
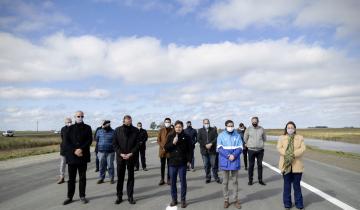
0,140,359,210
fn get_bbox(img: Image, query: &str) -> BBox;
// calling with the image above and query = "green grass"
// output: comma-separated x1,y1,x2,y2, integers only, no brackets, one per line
266,128,360,144
0,133,61,150
0,145,60,161
265,141,360,159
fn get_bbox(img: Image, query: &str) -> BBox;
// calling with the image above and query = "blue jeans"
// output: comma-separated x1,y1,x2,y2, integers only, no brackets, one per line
202,154,219,180
283,172,304,209
97,152,115,180
169,165,187,201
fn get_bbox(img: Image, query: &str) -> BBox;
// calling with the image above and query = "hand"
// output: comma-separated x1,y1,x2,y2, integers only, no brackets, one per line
74,149,83,157
173,135,178,145
126,153,133,159
228,154,235,161
187,162,191,168
205,143,212,149
120,153,127,159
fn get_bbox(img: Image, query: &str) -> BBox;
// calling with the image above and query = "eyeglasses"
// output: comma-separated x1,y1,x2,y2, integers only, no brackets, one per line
76,116,84,118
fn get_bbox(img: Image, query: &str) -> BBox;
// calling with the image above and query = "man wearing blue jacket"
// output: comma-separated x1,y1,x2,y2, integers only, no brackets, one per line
217,120,243,209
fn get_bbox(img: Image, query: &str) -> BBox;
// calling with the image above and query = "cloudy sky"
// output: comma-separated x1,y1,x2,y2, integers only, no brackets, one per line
1,0,360,131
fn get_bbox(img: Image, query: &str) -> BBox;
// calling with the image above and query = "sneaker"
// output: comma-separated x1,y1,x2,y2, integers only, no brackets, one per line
97,179,104,184
63,198,73,205
80,197,89,204
235,200,241,209
115,197,123,204
259,180,266,186
224,200,230,208
170,200,178,207
158,180,165,185
57,177,65,184
181,200,187,208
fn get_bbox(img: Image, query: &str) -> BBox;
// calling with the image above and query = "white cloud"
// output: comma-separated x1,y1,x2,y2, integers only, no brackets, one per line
0,0,71,32
204,0,360,42
0,87,110,99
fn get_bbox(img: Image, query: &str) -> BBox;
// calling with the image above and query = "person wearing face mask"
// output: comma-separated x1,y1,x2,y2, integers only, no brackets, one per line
277,121,306,210
57,117,72,184
197,119,221,184
244,116,267,186
157,118,174,185
184,121,197,172
217,120,243,209
135,122,148,171
113,115,140,205
63,111,92,205
95,120,115,184
94,120,105,173
165,120,193,208
237,123,248,170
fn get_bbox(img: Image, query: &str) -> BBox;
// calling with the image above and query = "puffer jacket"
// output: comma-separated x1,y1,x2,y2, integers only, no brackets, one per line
217,130,243,171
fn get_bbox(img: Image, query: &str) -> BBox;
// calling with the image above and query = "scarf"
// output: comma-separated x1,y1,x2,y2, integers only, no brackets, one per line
283,135,295,175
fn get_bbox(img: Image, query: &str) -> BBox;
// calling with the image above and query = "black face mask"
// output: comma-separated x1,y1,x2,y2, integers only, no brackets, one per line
104,126,111,131
252,123,258,127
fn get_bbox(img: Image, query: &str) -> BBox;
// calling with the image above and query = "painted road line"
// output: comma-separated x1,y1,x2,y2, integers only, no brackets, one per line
262,161,358,210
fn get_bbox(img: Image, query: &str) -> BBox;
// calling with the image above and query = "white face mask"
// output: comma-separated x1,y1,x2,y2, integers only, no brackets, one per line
204,124,210,129
66,122,72,126
226,127,234,133
75,118,83,123
164,122,171,128
287,128,295,135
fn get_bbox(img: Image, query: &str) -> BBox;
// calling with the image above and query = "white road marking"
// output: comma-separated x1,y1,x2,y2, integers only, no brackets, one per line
262,161,357,210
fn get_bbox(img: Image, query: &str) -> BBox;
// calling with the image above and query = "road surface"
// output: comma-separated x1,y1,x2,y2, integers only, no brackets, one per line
0,139,359,210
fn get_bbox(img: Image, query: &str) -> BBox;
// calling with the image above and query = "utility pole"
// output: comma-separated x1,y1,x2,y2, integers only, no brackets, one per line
37,121,38,132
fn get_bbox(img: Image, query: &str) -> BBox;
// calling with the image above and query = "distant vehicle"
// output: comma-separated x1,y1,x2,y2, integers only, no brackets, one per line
2,130,14,137
54,130,60,134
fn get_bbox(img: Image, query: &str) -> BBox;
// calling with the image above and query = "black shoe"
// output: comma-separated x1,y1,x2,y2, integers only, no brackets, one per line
205,179,211,184
143,168,148,171
181,200,187,208
134,168,139,171
97,179,104,184
115,197,123,204
80,197,89,204
110,179,115,184
170,200,178,207
159,180,165,185
63,198,73,205
128,198,136,204
259,180,266,186
215,179,222,184
248,180,253,185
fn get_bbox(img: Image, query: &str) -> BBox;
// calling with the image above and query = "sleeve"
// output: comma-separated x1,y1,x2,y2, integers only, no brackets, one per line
131,131,140,155
262,128,267,142
164,134,176,152
112,128,121,154
217,134,230,158
144,130,148,142
232,136,243,158
277,136,286,156
244,129,249,144
157,129,161,145
197,130,203,146
194,130,198,144
210,129,218,145
294,136,306,157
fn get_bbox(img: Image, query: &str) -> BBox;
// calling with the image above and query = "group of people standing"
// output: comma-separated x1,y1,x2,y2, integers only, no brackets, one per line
58,111,306,210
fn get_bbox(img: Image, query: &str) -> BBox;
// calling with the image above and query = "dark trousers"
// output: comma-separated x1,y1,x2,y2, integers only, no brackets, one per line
283,173,303,209
248,149,264,181
135,143,146,169
160,157,170,181
116,159,135,199
67,163,87,199
201,153,219,180
169,165,187,201
243,147,248,168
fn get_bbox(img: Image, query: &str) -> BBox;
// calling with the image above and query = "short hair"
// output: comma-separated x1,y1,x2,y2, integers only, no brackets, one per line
164,117,171,122
225,120,234,126
186,121,191,124
251,116,259,121
64,117,72,123
123,115,132,121
174,120,183,127
137,122,142,125
203,119,210,123
284,121,297,135
239,123,244,127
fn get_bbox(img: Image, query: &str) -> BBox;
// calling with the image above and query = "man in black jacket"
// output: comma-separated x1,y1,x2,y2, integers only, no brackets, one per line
94,120,105,172
184,121,197,172
197,119,221,184
57,117,72,184
135,122,148,171
113,115,139,205
63,111,92,205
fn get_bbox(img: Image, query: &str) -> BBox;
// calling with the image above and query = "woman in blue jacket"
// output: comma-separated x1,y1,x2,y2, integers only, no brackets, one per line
217,120,243,209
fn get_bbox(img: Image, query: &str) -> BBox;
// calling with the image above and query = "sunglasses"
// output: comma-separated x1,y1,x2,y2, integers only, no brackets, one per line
76,116,84,118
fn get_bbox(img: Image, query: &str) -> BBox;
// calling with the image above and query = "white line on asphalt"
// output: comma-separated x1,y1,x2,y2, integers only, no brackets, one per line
262,161,357,210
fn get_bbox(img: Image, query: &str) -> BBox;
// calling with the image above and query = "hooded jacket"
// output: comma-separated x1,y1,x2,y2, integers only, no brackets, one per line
164,131,193,166
217,130,243,171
